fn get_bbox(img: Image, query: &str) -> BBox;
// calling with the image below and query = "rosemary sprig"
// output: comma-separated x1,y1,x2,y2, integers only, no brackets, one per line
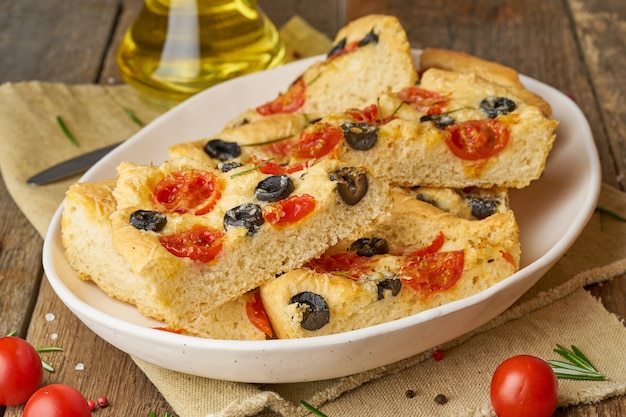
229,158,275,179
56,115,79,146
124,107,145,127
241,135,293,148
149,412,173,417
547,344,606,381
595,206,626,231
36,346,64,372
300,400,329,417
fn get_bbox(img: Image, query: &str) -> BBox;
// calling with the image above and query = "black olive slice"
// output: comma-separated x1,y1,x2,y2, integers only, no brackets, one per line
327,37,347,58
419,114,455,130
217,161,243,172
329,167,369,206
203,139,241,161
357,28,379,47
415,193,444,210
349,237,389,257
467,197,500,219
377,278,402,300
289,292,330,331
224,203,264,235
255,175,295,202
129,210,167,232
341,122,379,150
480,96,516,119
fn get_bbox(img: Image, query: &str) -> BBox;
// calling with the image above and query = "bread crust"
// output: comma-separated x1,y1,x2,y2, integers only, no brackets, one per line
419,47,553,116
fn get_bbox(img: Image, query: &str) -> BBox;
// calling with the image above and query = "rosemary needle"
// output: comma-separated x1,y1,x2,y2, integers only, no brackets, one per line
547,344,606,381
56,115,79,146
300,400,329,417
124,107,145,127
596,206,626,231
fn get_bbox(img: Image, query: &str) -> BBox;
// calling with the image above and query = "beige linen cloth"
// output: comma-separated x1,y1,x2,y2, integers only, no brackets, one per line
2,16,626,417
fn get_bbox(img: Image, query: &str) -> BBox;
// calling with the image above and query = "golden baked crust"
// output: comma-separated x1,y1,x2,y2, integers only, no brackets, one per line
260,187,520,338
419,47,553,116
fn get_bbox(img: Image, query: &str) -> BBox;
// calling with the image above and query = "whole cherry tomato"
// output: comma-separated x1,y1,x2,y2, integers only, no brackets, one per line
0,336,43,406
490,355,558,417
23,384,92,417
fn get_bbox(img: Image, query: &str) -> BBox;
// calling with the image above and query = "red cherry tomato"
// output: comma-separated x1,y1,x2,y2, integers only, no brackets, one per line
262,194,316,227
290,123,343,160
159,224,224,263
151,170,222,215
401,250,465,294
305,252,376,279
23,384,92,417
490,355,558,417
444,119,510,160
345,103,396,126
396,86,450,114
245,290,274,338
0,336,43,406
256,77,306,115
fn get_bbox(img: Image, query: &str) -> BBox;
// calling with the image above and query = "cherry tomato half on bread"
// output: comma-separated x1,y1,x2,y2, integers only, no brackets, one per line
23,384,91,417
490,355,558,417
0,336,43,406
444,119,510,161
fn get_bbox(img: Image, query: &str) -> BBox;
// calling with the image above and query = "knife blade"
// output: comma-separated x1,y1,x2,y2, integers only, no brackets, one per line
27,142,122,186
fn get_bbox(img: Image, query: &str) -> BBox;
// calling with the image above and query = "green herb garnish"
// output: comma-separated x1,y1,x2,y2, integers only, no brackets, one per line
595,206,626,231
229,158,275,179
56,115,79,146
149,412,173,417
547,344,606,380
124,107,145,127
241,135,293,148
300,400,329,417
36,346,64,372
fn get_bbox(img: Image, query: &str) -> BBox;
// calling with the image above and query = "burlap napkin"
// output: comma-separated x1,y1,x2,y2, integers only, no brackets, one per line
2,16,626,417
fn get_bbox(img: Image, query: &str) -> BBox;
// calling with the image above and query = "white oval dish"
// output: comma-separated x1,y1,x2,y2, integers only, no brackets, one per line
43,52,601,383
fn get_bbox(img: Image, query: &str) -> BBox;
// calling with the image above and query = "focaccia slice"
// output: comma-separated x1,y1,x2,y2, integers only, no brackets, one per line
61,180,270,340
109,157,391,329
227,14,417,127
279,67,558,189
260,187,520,338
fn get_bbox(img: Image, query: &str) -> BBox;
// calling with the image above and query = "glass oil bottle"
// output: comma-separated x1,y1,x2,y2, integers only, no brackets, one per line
116,0,286,107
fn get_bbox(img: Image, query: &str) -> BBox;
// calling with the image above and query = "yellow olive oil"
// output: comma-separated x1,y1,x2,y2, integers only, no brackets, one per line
116,0,286,106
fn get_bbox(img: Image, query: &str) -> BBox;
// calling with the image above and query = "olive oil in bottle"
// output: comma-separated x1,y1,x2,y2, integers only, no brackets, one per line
116,0,286,107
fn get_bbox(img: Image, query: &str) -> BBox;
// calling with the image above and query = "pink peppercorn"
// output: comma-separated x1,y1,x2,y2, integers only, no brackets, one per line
96,395,109,408
432,349,444,361
87,399,96,411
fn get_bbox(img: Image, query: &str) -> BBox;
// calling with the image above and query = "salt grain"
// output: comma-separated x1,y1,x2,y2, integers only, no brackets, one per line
45,313,56,322
75,363,85,371
50,333,58,340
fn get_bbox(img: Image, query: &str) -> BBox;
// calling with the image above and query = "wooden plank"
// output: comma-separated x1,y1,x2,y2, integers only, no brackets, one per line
100,0,144,84
0,173,43,337
568,0,626,190
0,0,120,84
260,0,341,39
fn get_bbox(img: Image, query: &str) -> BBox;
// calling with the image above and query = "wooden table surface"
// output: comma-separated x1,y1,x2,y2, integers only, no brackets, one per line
1,1,625,416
